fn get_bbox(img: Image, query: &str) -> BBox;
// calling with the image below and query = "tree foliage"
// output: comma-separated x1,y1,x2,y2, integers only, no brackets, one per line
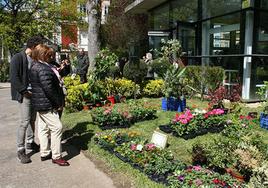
0,0,86,54
101,0,148,57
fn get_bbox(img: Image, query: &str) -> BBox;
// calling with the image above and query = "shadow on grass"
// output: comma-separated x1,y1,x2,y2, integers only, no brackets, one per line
61,121,94,160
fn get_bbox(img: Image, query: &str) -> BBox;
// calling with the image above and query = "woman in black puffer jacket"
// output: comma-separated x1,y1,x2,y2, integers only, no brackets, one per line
30,44,69,166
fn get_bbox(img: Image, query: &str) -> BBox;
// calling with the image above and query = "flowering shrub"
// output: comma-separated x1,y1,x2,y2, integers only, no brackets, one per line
168,166,245,188
94,130,244,187
91,105,133,129
91,102,157,129
166,109,227,138
208,85,241,108
172,109,193,125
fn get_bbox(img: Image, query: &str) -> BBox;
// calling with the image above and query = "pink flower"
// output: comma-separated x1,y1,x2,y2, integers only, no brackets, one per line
193,165,202,171
146,143,156,150
180,119,188,124
130,144,137,151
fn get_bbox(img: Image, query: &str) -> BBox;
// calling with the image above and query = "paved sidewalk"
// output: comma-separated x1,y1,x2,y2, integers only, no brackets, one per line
0,88,116,188
0,82,10,89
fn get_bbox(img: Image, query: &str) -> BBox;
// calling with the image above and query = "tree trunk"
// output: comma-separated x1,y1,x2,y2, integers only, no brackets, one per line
86,0,101,69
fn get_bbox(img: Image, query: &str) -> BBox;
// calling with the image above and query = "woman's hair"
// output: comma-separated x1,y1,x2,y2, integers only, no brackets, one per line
32,44,54,63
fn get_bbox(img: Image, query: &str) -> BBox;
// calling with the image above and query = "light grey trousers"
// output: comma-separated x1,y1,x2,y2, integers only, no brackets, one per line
17,97,36,151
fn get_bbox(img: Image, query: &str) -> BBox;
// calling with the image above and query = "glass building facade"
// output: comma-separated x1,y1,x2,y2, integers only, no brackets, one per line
126,0,268,101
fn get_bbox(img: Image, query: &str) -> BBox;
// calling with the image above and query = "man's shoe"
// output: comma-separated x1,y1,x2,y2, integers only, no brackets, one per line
26,142,40,152
52,158,70,166
17,149,31,164
41,152,52,161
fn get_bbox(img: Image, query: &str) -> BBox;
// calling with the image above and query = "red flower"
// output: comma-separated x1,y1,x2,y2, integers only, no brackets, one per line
239,115,244,119
213,179,220,184
204,114,209,119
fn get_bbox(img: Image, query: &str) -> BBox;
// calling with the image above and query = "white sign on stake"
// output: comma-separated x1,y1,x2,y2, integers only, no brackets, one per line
151,131,168,149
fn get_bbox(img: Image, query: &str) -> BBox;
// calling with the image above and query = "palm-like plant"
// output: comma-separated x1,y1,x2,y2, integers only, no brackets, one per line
163,66,186,98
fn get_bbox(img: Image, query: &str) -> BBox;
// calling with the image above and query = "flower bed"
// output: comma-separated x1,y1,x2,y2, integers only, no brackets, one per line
159,109,227,139
168,166,244,187
94,130,245,187
91,102,157,130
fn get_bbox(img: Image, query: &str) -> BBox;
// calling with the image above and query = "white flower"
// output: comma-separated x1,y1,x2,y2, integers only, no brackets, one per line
136,144,143,151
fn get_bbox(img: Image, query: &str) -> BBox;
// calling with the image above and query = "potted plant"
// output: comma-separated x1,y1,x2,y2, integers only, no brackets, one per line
257,81,268,129
162,66,186,111
105,78,116,104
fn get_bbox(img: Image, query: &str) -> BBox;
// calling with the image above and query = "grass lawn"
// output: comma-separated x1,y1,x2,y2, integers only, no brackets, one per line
62,98,268,188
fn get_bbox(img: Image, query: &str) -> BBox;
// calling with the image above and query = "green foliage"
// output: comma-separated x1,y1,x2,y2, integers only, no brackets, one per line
156,39,182,62
94,48,118,79
91,101,157,128
123,60,148,84
168,166,244,188
151,58,172,79
184,66,225,98
0,59,9,82
163,66,186,98
64,76,90,112
248,161,268,188
0,0,86,53
256,81,268,100
114,78,140,98
143,80,164,97
101,0,148,56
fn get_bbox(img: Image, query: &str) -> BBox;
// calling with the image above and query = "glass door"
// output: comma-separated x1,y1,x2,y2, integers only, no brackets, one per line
177,21,197,56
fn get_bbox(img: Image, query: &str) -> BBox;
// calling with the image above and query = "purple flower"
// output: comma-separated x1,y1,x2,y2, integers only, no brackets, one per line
178,175,184,182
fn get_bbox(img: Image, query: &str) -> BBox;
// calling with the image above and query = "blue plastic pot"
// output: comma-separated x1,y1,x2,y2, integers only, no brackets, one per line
161,98,168,111
178,98,186,112
168,97,178,111
260,113,268,130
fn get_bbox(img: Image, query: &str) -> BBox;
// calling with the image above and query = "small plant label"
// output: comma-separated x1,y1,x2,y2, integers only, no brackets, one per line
151,131,168,149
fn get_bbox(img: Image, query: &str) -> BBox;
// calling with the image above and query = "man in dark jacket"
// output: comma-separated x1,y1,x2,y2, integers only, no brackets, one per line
76,49,89,83
10,36,43,164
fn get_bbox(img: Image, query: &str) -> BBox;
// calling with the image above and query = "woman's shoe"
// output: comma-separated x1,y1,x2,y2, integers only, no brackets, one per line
41,152,52,161
52,158,70,166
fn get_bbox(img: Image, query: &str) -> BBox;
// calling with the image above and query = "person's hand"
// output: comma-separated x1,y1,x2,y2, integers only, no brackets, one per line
23,91,32,98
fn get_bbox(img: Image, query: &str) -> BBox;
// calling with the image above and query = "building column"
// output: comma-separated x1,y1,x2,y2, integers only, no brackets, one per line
201,0,210,65
242,10,254,100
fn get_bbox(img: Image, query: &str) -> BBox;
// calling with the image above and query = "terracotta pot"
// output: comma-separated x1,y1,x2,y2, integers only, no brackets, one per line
83,105,89,110
107,95,115,104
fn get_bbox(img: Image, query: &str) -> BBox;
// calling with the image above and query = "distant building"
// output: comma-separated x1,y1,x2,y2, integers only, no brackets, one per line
57,0,110,53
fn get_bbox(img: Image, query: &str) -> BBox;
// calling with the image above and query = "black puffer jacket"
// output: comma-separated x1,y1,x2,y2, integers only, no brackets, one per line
30,61,64,112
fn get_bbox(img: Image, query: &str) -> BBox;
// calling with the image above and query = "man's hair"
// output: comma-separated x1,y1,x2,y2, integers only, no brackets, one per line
26,35,44,49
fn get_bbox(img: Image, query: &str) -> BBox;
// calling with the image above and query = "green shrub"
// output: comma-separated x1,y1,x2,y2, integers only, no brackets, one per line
114,78,140,98
95,48,118,79
151,57,172,78
184,66,224,97
65,82,90,112
123,60,147,84
143,79,164,97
